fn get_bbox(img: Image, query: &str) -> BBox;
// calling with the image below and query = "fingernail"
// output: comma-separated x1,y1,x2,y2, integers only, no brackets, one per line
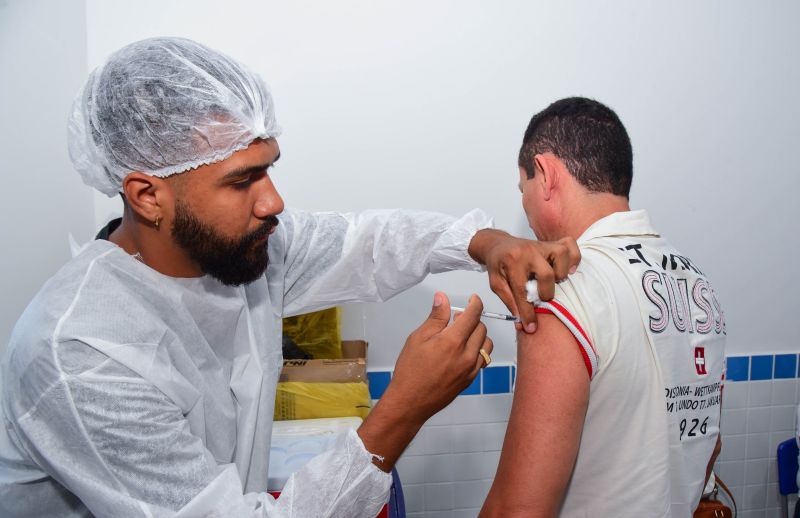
569,265,577,274
433,293,443,307
525,322,537,333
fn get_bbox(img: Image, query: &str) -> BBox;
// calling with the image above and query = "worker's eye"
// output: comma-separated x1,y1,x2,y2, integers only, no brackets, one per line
230,178,254,190
230,168,271,190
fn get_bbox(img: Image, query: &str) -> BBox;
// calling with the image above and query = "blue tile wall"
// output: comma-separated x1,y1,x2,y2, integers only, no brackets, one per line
750,355,774,381
367,371,391,399
775,354,798,379
461,371,482,395
726,356,750,382
483,366,510,394
723,354,800,382
366,353,800,400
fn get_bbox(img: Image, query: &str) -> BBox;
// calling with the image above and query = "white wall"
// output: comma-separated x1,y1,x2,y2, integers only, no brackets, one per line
5,0,797,367
0,0,94,356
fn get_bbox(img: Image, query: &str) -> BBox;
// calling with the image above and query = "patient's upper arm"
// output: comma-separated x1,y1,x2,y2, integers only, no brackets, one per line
480,313,590,517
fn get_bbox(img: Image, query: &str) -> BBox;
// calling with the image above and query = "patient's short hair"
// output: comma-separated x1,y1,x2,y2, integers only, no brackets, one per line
518,97,633,198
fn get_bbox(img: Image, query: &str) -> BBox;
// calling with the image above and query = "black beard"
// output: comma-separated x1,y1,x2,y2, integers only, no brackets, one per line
171,202,278,286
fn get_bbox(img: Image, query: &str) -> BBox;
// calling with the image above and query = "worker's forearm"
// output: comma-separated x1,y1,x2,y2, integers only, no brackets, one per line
356,387,426,472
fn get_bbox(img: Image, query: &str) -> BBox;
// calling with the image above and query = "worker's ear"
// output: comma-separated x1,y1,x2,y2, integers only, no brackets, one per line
120,172,174,227
533,154,561,202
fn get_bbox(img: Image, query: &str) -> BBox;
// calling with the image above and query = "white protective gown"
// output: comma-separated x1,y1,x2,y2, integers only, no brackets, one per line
0,207,490,517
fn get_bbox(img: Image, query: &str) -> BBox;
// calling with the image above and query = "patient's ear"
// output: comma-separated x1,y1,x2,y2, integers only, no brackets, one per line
534,154,561,201
120,172,174,224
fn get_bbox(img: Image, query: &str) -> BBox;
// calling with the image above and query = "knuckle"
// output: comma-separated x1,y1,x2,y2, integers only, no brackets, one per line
503,248,520,262
488,277,506,293
537,269,554,283
540,241,555,253
445,334,462,349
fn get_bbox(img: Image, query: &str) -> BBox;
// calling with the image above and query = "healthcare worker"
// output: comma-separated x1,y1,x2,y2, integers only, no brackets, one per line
0,38,578,517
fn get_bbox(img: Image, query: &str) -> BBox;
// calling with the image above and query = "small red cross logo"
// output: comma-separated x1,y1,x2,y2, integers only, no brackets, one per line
694,347,707,375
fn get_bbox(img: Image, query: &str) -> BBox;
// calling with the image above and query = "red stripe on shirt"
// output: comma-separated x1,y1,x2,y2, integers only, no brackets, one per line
544,299,597,356
534,307,594,378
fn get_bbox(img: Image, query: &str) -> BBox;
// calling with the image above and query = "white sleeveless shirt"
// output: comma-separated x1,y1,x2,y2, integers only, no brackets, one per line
533,210,726,518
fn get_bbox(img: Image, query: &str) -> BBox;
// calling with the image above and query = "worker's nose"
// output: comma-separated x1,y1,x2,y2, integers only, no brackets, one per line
253,176,284,219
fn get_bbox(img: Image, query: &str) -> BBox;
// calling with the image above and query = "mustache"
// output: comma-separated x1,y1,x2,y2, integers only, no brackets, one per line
242,215,279,244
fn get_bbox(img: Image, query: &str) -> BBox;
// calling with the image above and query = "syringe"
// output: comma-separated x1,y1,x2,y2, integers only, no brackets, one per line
450,306,519,322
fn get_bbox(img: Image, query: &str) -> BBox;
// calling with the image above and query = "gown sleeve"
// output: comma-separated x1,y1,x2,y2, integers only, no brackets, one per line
275,208,492,317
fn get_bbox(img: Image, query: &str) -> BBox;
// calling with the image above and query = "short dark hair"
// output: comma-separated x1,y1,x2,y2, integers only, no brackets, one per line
518,97,633,198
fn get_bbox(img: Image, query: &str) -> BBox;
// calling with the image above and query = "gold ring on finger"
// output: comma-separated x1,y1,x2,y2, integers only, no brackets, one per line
479,348,492,368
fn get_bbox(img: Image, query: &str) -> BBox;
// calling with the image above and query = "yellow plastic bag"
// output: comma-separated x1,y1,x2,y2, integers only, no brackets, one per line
274,381,371,421
282,307,342,359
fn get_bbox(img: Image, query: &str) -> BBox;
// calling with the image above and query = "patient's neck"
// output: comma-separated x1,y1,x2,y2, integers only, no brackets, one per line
554,191,630,242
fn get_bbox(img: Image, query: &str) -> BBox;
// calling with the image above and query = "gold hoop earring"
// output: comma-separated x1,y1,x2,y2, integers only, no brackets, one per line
154,216,161,230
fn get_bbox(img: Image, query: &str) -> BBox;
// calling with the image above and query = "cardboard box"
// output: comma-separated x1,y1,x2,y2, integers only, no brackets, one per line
278,340,367,383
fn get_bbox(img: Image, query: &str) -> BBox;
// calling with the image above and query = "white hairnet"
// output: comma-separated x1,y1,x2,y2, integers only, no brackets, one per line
67,37,282,197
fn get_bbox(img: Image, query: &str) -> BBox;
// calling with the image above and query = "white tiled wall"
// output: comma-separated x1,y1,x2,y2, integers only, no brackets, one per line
395,394,512,518
390,378,799,518
715,378,799,518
